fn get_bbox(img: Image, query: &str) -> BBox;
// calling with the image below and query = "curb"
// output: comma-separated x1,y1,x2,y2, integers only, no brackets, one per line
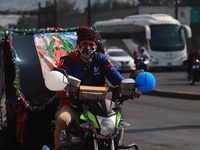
145,89,200,100
107,87,200,100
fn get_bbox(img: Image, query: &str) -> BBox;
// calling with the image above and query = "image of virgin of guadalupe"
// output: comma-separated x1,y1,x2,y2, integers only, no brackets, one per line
49,34,73,65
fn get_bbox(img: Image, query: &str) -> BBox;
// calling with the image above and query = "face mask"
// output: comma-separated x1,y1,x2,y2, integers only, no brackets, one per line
78,46,96,63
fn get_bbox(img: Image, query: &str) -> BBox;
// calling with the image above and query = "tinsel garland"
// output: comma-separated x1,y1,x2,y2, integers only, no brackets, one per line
11,47,21,93
5,26,98,35
18,91,57,111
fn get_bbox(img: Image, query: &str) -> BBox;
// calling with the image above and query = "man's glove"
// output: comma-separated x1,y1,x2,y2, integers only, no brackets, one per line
134,88,142,98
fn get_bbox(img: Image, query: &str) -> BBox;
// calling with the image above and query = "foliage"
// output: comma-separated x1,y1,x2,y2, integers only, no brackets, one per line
88,0,200,12
90,0,138,11
89,0,200,9
57,0,81,16
138,0,200,6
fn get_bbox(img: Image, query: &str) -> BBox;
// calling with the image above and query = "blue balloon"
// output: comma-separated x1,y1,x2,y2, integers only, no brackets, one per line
135,72,156,93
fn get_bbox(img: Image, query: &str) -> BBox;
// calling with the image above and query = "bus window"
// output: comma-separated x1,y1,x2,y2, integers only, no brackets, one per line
132,25,147,46
149,24,185,51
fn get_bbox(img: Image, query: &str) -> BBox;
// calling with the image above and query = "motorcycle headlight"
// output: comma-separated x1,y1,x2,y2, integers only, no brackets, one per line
144,60,150,65
96,115,116,136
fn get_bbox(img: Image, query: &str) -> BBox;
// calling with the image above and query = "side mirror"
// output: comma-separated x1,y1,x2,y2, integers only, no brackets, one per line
44,70,68,91
53,67,81,93
53,67,68,77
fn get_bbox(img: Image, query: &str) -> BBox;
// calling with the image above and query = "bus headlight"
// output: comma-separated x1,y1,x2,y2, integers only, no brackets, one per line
151,58,159,64
180,56,187,61
97,115,116,136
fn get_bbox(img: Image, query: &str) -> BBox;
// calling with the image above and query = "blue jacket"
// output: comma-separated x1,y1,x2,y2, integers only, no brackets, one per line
57,50,124,86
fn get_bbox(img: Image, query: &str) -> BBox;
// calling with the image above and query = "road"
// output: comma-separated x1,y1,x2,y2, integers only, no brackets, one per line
150,71,200,93
121,95,200,150
121,71,200,100
106,71,200,150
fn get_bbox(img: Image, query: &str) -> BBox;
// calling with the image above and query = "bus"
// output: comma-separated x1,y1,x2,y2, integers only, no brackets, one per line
94,14,192,69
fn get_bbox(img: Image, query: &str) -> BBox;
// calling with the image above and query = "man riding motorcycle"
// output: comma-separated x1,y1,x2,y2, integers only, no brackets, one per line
54,26,142,150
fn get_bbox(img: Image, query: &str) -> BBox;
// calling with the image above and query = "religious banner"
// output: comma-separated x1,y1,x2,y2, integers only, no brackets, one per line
33,31,77,77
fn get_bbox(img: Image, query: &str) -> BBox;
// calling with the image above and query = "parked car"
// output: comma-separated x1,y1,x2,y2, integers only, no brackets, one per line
106,48,136,71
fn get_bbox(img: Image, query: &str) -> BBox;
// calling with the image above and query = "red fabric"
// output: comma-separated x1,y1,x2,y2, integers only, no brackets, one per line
16,104,25,144
59,98,70,107
69,50,83,63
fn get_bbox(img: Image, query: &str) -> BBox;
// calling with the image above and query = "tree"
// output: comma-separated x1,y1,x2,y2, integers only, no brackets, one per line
91,0,104,11
138,0,200,6
91,0,138,11
57,0,81,16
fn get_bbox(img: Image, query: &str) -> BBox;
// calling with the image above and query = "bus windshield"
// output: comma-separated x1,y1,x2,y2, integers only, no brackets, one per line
149,24,185,51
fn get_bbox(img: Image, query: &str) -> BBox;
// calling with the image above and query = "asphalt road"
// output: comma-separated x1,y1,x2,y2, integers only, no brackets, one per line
121,71,200,100
121,95,200,150
116,71,200,149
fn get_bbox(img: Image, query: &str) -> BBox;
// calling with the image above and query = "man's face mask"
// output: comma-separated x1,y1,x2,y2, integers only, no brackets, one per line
78,46,96,63
78,40,97,63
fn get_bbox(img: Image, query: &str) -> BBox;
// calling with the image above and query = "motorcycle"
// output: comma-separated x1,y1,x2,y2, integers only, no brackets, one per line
188,58,200,85
134,55,150,71
44,69,156,150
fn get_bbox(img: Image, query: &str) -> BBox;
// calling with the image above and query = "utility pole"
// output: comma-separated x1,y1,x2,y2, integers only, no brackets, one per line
37,0,57,28
54,0,57,27
110,0,113,10
38,2,41,27
175,0,178,19
87,0,91,26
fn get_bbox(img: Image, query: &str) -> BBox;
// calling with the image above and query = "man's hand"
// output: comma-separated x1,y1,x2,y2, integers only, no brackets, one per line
134,88,142,98
56,90,68,98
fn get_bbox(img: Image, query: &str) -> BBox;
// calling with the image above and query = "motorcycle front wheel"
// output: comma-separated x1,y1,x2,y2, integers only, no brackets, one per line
112,128,124,150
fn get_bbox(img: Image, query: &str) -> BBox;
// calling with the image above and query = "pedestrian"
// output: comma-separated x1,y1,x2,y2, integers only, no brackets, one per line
186,48,200,78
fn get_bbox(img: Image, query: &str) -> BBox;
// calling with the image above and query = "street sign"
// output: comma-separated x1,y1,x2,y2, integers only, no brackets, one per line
190,8,200,24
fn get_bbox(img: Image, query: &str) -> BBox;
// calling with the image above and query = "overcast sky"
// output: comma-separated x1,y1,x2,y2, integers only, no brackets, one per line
0,0,108,11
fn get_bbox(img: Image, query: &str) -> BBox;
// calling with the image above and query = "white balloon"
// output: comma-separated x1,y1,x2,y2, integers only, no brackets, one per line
44,71,68,91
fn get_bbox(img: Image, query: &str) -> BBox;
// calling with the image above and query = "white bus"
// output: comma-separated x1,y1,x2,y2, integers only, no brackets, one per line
94,14,192,69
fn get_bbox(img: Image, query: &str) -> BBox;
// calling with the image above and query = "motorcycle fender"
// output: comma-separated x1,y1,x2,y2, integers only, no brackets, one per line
116,111,122,128
86,111,100,129
80,113,87,121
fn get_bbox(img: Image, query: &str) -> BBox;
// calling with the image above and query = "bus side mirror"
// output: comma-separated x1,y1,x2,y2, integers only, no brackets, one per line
145,25,151,40
182,25,192,38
